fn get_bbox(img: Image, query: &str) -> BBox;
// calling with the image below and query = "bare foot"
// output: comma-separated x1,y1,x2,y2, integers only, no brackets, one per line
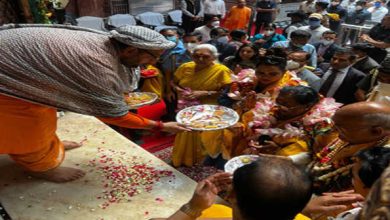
28,167,86,183
62,140,82,150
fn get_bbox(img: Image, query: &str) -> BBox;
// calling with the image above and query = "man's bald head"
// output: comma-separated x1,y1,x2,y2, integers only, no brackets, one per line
233,156,312,220
333,102,390,144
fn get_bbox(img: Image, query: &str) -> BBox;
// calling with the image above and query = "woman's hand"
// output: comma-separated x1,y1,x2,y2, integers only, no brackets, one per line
162,122,191,133
183,91,208,100
188,172,232,211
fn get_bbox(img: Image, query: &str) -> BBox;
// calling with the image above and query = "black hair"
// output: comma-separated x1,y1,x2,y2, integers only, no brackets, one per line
257,48,288,71
159,28,177,34
334,48,357,60
356,0,367,5
316,2,329,9
290,30,312,39
233,157,312,220
352,43,374,54
289,50,311,61
322,30,337,36
232,43,260,62
264,23,277,29
230,29,247,41
210,27,228,38
184,32,203,42
204,14,218,23
355,147,390,188
279,86,320,106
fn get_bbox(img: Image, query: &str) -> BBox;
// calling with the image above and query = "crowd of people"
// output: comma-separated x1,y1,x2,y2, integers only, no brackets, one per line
0,0,390,219
151,1,390,219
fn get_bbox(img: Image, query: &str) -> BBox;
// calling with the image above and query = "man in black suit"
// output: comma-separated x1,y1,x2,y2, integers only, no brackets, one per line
351,43,380,75
313,30,341,65
318,48,366,104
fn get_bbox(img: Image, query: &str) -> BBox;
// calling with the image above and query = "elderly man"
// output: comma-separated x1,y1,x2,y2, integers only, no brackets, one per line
318,48,365,104
165,155,312,220
0,24,188,183
310,101,390,193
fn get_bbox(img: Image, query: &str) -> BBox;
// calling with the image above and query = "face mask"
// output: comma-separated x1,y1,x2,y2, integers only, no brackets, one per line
264,30,275,36
286,60,301,70
321,39,334,46
331,2,339,6
217,36,229,44
166,36,177,43
211,21,220,27
309,20,321,28
184,43,197,52
374,2,381,7
355,5,363,10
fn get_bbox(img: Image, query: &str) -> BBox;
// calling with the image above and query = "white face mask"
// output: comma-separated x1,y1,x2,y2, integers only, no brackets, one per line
184,43,197,52
264,30,275,36
286,60,301,70
217,36,229,44
321,39,334,46
211,21,220,27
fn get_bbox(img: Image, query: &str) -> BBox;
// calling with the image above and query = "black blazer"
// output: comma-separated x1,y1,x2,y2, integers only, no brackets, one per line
352,56,379,75
319,63,366,104
313,43,342,63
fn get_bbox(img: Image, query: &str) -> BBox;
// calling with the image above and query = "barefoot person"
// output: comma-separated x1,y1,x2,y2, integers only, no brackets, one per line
0,24,189,183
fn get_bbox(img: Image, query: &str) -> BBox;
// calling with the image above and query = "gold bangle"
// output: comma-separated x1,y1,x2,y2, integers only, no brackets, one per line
179,203,202,219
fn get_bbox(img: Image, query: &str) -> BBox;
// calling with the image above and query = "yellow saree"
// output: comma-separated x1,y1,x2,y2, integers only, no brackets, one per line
202,71,305,159
140,65,164,98
172,62,232,167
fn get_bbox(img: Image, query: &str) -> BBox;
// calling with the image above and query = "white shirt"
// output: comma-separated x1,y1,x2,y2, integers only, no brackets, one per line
340,0,356,13
368,6,389,23
299,0,317,14
321,66,350,97
299,25,330,45
202,0,226,17
368,82,390,104
194,25,212,43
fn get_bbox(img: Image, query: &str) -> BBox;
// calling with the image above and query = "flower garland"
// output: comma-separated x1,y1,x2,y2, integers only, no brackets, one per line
249,97,342,139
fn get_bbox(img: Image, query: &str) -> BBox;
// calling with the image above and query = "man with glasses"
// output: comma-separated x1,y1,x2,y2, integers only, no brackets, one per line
310,101,390,193
0,24,189,183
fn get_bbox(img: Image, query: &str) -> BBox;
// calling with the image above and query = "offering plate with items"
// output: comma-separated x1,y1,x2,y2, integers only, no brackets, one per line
176,105,239,131
124,92,158,109
224,155,260,173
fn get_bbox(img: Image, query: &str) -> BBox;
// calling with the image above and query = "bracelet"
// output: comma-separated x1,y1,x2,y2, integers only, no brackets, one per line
152,121,164,131
179,203,202,219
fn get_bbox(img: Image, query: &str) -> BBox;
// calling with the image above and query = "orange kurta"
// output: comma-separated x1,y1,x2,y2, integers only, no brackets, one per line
223,6,252,31
0,93,151,172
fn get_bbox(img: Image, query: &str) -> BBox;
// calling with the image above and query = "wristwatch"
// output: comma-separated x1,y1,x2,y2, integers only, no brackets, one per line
180,203,202,218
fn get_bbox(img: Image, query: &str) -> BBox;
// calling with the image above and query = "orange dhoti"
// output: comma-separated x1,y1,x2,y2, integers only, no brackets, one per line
0,94,64,172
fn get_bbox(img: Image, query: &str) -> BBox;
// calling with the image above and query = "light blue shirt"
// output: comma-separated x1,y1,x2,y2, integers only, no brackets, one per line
272,40,317,68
